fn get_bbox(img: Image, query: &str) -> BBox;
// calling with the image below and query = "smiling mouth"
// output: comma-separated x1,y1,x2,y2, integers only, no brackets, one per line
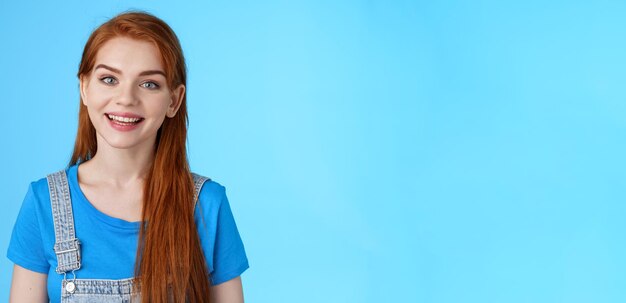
105,113,145,125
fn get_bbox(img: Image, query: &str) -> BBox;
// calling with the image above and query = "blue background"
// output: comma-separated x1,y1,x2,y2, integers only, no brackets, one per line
1,1,625,302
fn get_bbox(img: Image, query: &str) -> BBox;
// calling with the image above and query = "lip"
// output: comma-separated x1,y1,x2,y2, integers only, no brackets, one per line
105,112,144,132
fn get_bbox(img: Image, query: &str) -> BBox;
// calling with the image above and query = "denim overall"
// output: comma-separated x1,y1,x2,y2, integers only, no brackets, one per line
46,170,210,302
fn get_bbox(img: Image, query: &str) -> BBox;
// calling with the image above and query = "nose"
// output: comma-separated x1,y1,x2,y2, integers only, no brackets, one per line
115,82,138,106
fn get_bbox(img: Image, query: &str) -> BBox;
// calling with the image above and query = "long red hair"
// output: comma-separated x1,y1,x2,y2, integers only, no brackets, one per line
69,11,212,302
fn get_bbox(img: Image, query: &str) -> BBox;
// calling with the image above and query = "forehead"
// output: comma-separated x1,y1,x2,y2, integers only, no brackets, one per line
94,36,164,74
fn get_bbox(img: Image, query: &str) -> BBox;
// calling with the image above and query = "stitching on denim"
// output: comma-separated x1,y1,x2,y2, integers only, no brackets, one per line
48,170,81,274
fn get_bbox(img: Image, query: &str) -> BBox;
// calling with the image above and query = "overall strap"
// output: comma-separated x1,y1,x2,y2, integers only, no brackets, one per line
47,170,81,274
192,173,211,211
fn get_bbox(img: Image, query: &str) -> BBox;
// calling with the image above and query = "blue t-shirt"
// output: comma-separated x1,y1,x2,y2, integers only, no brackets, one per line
7,164,249,302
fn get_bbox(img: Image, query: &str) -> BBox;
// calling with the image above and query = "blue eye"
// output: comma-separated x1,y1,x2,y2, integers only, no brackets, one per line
100,76,117,85
141,82,160,90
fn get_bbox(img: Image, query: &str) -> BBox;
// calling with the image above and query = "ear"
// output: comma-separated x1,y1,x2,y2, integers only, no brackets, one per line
79,76,89,106
167,84,185,118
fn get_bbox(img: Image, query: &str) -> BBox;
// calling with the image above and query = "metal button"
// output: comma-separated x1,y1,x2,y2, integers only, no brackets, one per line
65,281,76,293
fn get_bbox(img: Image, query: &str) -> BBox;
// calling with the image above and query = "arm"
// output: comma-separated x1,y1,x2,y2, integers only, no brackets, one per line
210,276,244,303
9,264,48,303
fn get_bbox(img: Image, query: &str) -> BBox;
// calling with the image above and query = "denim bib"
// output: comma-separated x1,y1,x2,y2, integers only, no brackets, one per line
46,170,210,302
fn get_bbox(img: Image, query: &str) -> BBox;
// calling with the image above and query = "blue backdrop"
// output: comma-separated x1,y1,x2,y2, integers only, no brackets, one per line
1,1,624,302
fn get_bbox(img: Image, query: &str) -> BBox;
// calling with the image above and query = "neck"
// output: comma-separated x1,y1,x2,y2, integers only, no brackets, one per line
84,134,156,187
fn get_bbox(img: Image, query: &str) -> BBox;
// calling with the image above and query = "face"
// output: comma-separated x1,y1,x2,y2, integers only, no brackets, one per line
80,36,184,152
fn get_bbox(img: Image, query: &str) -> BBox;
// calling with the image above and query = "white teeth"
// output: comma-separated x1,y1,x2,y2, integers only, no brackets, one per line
107,114,142,123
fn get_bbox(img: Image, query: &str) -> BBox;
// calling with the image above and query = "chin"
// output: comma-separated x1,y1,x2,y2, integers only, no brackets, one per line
96,133,151,150
105,140,146,150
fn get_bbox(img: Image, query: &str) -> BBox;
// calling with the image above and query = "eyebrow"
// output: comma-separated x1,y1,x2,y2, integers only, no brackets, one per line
94,64,166,77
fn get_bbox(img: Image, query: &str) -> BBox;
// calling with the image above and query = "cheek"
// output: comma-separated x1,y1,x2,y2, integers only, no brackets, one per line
85,106,104,130
84,85,114,106
144,95,172,115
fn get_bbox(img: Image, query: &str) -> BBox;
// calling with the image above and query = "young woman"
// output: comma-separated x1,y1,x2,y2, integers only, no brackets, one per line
7,11,249,303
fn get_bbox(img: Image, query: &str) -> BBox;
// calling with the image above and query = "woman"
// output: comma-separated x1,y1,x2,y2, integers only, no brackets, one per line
7,11,249,302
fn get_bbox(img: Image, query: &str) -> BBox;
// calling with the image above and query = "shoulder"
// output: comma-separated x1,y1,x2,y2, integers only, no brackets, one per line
25,175,53,207
23,166,75,208
192,173,228,211
28,167,70,197
30,176,49,194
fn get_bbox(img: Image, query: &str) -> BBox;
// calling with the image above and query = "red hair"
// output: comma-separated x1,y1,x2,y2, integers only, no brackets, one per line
69,11,212,302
